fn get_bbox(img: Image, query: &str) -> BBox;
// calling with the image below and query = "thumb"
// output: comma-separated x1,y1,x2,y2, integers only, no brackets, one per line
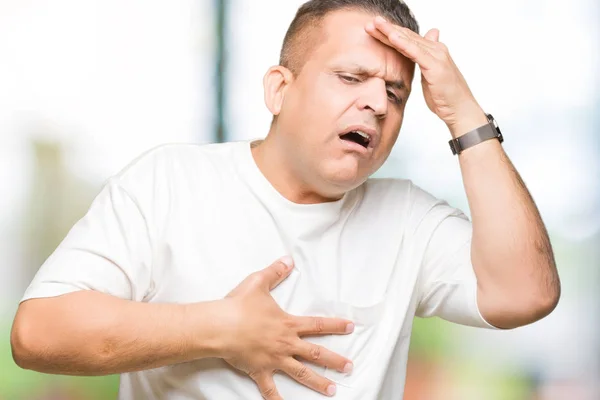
227,256,294,298
425,28,440,42
261,256,294,291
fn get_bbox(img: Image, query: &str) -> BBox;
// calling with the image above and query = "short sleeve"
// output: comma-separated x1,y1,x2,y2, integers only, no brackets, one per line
412,195,498,329
21,178,154,303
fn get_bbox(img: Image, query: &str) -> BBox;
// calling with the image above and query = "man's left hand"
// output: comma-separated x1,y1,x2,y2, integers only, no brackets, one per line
366,16,488,138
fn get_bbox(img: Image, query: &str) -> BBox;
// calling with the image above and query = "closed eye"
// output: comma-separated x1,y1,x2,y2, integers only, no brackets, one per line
339,74,403,104
339,74,361,83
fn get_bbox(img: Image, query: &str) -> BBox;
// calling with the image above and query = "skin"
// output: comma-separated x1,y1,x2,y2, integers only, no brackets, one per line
11,7,561,400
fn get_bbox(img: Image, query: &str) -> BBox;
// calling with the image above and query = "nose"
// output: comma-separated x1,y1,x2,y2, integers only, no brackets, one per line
356,78,388,119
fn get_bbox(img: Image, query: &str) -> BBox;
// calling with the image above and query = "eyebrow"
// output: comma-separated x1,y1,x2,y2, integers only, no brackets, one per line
343,64,407,92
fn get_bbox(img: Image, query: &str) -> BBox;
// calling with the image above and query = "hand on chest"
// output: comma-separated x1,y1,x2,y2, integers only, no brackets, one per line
158,215,415,390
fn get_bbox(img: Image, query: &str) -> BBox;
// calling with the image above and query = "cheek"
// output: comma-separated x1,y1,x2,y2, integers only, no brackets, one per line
383,113,403,140
306,74,355,115
376,115,404,157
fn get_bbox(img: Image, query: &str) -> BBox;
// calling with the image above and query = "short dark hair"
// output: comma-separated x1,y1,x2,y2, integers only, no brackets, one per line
279,0,419,74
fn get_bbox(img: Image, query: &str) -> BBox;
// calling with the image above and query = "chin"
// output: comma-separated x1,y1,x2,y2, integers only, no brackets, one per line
320,157,368,191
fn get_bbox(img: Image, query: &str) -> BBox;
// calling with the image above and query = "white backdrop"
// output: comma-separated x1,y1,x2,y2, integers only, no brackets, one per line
0,0,215,306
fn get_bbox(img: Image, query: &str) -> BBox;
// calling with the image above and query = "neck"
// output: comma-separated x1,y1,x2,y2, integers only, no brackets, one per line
251,132,344,205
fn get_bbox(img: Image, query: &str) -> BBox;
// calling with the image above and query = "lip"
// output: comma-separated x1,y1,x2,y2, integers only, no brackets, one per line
339,137,371,155
338,124,380,151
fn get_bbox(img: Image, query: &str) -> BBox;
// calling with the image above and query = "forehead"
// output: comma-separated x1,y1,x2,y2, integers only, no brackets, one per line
307,9,413,82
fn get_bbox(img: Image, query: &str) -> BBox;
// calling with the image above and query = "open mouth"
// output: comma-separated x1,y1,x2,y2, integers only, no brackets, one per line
339,130,371,149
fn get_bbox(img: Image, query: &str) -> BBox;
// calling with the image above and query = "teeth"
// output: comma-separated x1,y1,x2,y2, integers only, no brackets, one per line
356,131,370,140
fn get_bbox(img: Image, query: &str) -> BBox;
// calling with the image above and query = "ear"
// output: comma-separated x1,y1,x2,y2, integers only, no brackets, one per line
263,66,294,116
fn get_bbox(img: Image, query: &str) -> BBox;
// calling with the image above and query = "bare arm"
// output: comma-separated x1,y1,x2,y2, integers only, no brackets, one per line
452,113,560,329
11,290,228,375
11,258,354,399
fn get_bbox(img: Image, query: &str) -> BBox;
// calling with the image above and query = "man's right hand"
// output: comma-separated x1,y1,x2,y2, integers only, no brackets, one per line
220,256,354,399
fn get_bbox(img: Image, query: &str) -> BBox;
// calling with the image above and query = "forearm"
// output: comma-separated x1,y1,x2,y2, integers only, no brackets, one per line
11,290,229,375
450,111,560,328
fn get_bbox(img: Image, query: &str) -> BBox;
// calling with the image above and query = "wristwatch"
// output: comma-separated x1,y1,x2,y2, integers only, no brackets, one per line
448,113,504,155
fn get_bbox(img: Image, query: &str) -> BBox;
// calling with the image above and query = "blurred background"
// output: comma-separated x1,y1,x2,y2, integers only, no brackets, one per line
0,0,598,399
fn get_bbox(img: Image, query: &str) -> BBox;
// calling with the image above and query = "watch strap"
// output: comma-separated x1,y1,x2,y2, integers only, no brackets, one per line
449,114,504,155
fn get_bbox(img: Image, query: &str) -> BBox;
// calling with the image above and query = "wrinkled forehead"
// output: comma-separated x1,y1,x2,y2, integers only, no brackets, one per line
308,9,414,84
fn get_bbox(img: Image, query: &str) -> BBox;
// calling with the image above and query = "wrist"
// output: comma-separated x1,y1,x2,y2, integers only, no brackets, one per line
446,105,488,139
188,299,235,359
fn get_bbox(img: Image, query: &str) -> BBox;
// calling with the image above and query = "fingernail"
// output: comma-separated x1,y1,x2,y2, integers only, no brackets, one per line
327,384,337,396
345,323,355,333
280,255,294,269
343,363,353,374
366,22,375,30
376,16,386,23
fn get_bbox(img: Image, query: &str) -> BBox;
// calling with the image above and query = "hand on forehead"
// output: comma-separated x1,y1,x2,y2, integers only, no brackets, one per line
305,10,414,84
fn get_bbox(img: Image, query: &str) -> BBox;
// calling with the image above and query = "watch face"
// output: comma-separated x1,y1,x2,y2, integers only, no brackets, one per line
487,113,502,136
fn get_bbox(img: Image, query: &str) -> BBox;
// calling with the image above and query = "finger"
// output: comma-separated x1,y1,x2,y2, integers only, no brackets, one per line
424,28,440,43
261,256,295,291
370,20,435,69
294,316,354,336
226,256,293,297
365,22,394,48
294,339,353,374
373,16,437,50
398,26,439,49
387,33,436,70
281,359,337,397
254,373,283,400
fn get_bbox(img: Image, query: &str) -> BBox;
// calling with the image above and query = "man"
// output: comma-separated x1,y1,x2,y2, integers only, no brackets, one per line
11,0,560,399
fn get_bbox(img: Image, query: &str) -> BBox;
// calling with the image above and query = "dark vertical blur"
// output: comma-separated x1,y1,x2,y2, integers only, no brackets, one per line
215,0,228,143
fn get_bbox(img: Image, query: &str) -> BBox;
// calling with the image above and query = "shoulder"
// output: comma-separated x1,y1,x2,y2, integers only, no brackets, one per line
361,177,466,232
117,141,236,177
110,141,239,190
94,141,240,217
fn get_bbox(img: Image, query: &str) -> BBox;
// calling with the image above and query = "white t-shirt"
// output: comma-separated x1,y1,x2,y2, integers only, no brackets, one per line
22,140,496,399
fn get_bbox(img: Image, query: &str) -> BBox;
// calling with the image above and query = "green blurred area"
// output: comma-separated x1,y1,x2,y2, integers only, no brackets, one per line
0,324,118,400
0,140,120,400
